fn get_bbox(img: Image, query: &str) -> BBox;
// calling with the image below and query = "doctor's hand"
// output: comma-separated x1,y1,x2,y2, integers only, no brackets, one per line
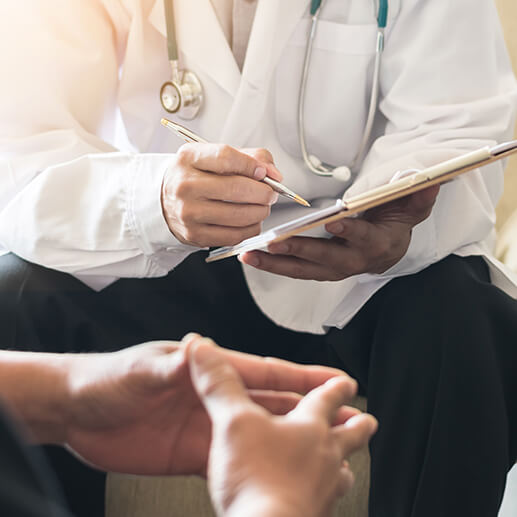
240,186,440,281
191,339,377,517
62,335,352,477
162,144,282,248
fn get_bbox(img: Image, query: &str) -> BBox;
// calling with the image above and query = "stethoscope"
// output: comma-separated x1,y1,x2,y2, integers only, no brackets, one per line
160,0,204,119
299,0,388,182
160,0,388,180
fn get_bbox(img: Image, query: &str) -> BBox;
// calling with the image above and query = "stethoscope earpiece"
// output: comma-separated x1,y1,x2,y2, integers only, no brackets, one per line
308,155,351,183
331,166,352,183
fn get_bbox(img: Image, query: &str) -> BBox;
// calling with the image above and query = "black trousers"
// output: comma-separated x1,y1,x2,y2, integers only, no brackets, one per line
1,251,516,517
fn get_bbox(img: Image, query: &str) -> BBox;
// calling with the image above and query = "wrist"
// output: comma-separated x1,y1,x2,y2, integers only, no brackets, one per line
0,351,74,444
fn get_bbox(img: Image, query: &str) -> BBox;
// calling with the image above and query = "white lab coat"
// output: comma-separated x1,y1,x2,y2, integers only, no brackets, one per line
0,0,516,334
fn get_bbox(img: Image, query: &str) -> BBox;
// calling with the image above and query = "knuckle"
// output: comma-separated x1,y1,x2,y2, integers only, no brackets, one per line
374,235,392,257
176,144,196,167
255,148,273,163
174,179,191,199
215,144,234,169
224,410,261,437
176,202,196,224
183,226,201,245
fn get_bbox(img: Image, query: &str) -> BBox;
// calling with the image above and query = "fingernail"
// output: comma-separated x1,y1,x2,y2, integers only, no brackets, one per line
191,338,216,367
327,222,345,234
246,254,260,267
268,164,284,182
270,192,279,205
269,242,289,254
254,166,267,180
182,332,200,344
326,376,357,397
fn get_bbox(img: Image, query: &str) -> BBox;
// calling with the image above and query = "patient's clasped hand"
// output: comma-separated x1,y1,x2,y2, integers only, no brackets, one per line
0,334,377,517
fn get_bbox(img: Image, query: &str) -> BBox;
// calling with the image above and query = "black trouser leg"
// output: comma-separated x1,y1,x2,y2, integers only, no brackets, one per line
0,254,112,517
0,252,333,517
4,251,516,517
327,255,517,517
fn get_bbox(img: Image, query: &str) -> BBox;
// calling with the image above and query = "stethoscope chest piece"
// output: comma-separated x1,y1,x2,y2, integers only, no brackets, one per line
160,70,203,120
161,0,204,120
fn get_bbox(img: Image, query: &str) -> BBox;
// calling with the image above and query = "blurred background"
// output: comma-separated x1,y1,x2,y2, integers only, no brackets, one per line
495,0,517,229
495,1,516,516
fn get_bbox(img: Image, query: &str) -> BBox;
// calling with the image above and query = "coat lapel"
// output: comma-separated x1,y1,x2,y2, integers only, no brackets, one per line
221,0,310,144
148,0,241,97
148,0,311,144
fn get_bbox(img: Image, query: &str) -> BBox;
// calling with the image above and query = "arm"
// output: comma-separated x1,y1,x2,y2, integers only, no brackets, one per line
241,0,517,281
0,351,71,444
0,1,278,288
190,339,377,517
0,336,357,477
0,1,185,287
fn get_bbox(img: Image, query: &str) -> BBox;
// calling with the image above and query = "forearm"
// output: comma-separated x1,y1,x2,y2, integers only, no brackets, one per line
0,351,72,444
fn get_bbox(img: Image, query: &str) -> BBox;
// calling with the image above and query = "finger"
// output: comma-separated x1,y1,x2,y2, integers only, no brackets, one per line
332,406,362,426
333,413,378,457
178,143,268,180
248,390,302,415
219,348,352,395
176,171,277,205
201,174,278,205
325,218,384,253
336,467,355,497
403,185,440,223
188,338,256,421
267,236,368,277
241,148,284,182
239,250,344,281
176,221,263,248
289,377,358,423
186,199,271,227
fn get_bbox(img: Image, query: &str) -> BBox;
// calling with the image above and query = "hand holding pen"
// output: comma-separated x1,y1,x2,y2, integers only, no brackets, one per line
161,119,310,207
159,119,309,248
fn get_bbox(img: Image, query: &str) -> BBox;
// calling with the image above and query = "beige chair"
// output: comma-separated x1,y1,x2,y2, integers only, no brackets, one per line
105,397,370,517
105,2,517,515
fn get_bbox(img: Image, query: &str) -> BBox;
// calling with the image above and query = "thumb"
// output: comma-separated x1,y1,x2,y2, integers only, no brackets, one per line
189,338,254,421
406,184,440,223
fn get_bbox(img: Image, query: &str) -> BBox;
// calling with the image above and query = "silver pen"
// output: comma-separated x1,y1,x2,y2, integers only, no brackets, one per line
161,118,311,207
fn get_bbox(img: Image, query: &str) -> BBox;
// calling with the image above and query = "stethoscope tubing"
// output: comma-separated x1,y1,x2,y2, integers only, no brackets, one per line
298,0,387,179
162,0,388,177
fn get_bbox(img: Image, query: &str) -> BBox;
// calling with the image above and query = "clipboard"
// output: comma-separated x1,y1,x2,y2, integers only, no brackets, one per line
206,140,517,263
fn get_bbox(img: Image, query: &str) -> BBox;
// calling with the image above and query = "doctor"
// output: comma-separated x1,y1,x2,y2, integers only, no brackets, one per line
1,1,517,517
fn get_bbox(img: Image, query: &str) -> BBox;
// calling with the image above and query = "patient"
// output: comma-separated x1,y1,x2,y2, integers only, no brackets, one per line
0,334,377,517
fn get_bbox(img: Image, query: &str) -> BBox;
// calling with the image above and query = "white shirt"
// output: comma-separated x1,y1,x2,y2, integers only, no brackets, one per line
0,0,516,334
211,0,258,69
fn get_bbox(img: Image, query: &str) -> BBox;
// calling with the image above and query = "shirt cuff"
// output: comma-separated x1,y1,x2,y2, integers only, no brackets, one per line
126,153,198,255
